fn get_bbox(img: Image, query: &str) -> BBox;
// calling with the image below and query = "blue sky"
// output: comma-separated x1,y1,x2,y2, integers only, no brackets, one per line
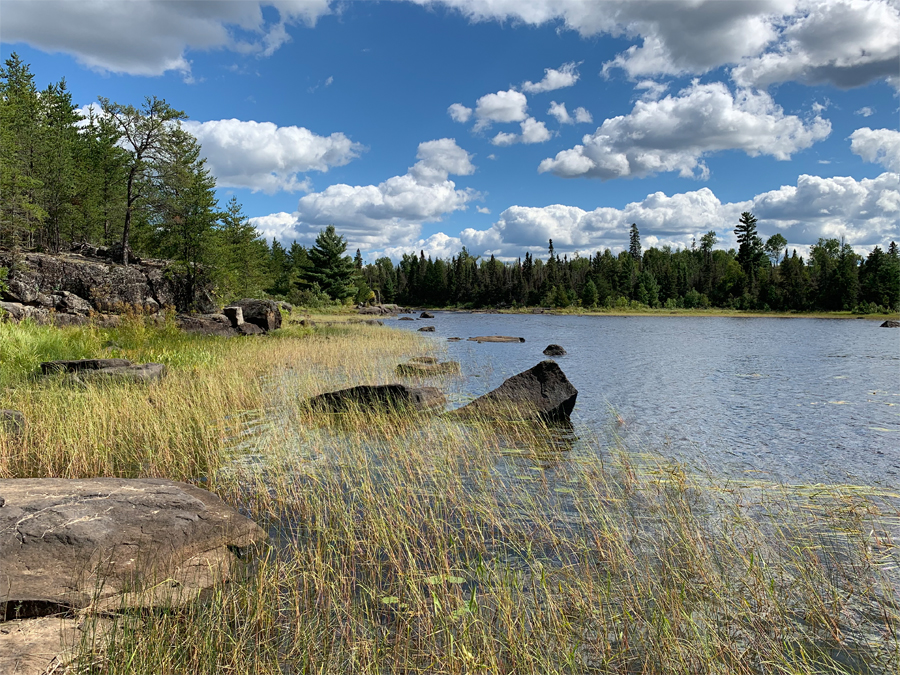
2,0,899,261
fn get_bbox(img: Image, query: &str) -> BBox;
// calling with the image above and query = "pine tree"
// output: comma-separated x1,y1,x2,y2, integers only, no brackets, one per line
0,53,45,247
151,126,219,308
216,197,271,301
629,223,641,264
305,225,357,302
100,96,187,264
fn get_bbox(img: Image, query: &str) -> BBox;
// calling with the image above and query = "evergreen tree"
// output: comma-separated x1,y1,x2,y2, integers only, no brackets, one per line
629,223,641,264
735,212,765,277
151,126,219,308
305,225,357,302
216,196,271,301
0,53,45,247
100,96,187,264
581,279,598,307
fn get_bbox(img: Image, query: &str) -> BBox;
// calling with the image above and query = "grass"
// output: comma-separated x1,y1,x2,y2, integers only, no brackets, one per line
1,315,898,674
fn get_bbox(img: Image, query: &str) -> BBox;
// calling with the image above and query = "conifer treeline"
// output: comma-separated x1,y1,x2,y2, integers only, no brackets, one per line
354,224,899,312
2,55,897,312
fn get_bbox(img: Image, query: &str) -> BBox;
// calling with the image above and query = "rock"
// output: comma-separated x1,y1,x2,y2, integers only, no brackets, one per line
396,360,461,376
359,306,386,315
543,344,567,356
39,359,166,383
420,311,435,319
234,299,281,332
0,250,210,313
40,358,133,375
237,322,265,336
398,316,414,321
447,337,462,341
223,306,244,327
2,279,39,304
0,478,267,618
452,360,577,422
0,410,25,437
307,384,446,414
418,326,436,332
0,616,101,675
277,301,293,314
880,320,899,327
177,313,235,336
0,301,26,321
467,335,525,343
410,356,438,364
83,362,167,383
52,291,93,315
299,319,315,327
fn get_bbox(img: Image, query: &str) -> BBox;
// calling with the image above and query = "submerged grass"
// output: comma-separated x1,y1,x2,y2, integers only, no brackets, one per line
1,316,898,674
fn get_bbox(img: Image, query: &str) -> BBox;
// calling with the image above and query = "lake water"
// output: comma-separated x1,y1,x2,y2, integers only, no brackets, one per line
391,313,900,488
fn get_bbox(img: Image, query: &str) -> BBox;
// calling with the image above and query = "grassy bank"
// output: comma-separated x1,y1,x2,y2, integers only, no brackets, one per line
1,317,898,674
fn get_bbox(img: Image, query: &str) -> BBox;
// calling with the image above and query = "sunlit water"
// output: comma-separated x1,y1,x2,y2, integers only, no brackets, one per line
391,313,900,488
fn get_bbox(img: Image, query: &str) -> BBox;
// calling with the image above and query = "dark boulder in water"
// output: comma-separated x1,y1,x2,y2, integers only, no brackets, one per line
307,384,446,413
880,320,899,327
451,360,577,422
543,344,567,356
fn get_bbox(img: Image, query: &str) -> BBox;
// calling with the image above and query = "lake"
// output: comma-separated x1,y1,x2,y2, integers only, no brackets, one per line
391,313,900,488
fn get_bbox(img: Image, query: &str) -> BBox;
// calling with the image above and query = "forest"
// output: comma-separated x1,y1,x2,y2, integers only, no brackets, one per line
2,54,898,313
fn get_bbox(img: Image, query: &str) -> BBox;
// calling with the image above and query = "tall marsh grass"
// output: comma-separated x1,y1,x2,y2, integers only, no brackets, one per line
1,317,897,673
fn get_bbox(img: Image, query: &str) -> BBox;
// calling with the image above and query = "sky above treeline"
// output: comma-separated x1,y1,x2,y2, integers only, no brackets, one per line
2,0,899,262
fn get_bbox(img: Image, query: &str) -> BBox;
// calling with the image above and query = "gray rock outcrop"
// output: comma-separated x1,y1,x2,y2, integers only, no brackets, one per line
451,360,577,422
543,344,567,356
0,250,215,317
418,326,436,332
0,478,267,619
234,298,281,332
420,311,435,319
880,320,899,327
40,358,166,383
223,306,244,327
307,384,446,413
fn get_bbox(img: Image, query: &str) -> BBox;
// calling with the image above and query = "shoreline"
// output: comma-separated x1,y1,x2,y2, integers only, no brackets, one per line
400,306,899,321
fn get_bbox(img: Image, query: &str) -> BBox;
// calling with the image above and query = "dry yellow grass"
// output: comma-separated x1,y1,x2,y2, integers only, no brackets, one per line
1,316,897,674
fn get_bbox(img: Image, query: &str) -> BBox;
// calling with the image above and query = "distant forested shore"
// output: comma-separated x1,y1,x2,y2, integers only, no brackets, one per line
2,55,897,314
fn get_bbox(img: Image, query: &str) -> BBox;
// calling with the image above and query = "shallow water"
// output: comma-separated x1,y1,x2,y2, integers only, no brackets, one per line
392,313,900,488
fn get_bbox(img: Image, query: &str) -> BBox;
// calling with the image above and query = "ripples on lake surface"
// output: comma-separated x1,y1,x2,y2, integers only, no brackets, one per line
393,313,900,488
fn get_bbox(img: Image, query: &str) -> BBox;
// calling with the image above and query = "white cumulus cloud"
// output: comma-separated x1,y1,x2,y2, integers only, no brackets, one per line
521,62,581,93
473,89,528,130
419,0,897,89
548,101,573,124
731,0,900,89
448,103,473,123
1,0,332,77
573,106,592,123
850,127,900,172
249,138,478,249
538,81,831,180
182,118,363,194
491,117,551,146
456,172,899,260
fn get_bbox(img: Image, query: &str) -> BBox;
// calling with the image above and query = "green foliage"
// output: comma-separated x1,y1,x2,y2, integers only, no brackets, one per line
303,225,357,302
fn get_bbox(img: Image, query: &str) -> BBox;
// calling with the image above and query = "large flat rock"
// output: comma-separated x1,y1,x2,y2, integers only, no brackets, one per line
307,384,446,413
451,360,577,422
0,478,267,618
